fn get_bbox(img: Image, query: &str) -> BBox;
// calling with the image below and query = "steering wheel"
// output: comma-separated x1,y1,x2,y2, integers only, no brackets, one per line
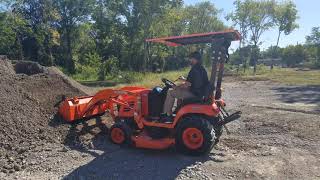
162,78,176,88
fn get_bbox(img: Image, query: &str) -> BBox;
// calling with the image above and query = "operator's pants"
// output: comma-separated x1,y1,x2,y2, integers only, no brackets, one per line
163,87,195,115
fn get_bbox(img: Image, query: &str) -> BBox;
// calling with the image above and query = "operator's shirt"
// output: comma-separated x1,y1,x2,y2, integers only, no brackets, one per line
186,63,209,97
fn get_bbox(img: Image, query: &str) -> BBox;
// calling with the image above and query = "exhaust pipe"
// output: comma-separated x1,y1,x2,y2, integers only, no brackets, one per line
218,111,241,126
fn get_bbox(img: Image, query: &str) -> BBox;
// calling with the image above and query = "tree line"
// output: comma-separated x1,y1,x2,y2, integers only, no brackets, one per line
0,0,226,80
0,0,319,80
228,0,319,71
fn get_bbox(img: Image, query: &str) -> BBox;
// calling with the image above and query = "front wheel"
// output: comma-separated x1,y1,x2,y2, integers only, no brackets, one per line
175,116,216,156
109,122,132,145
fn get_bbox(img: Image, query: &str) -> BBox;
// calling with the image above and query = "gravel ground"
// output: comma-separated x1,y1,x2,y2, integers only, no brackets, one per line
1,75,320,179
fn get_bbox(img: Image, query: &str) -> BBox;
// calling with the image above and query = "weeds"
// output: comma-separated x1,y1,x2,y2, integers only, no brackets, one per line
72,65,320,87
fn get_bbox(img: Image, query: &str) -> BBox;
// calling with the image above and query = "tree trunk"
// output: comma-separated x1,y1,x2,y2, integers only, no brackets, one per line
253,43,257,75
16,35,24,60
317,46,320,65
65,28,75,73
276,30,281,48
143,42,147,72
271,30,282,70
239,39,246,73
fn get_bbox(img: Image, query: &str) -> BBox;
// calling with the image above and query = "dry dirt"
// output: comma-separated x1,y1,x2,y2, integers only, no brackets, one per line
1,58,320,180
0,58,87,175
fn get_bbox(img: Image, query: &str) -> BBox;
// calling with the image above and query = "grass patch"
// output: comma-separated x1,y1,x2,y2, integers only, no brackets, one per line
75,68,189,88
73,65,320,87
237,66,320,85
114,68,189,88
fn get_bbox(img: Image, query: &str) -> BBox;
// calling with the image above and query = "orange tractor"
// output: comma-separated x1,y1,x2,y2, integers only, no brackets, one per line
59,30,241,155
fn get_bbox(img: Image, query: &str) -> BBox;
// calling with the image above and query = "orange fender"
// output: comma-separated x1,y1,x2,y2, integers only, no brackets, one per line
172,103,220,127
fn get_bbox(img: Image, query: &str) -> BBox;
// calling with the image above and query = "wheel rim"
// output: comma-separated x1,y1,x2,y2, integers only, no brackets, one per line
182,128,204,150
111,128,125,144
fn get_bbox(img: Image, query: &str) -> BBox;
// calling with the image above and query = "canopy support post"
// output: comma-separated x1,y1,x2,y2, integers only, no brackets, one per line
209,38,231,99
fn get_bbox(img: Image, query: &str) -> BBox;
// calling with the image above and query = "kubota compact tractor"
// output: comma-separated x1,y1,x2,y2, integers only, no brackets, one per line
59,30,241,155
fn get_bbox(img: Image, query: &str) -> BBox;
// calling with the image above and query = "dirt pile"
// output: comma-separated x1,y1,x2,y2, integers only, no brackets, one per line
0,57,86,173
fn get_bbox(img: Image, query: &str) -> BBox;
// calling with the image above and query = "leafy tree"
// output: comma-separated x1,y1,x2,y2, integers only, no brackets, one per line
261,45,282,59
306,27,320,45
0,0,237,78
226,0,250,48
184,1,224,34
273,1,298,47
0,12,29,59
247,0,275,46
92,0,126,75
148,7,186,71
54,0,94,73
184,1,225,62
12,0,58,65
228,0,275,73
306,27,320,65
74,23,96,66
271,0,298,69
247,0,275,74
281,44,307,67
226,0,251,72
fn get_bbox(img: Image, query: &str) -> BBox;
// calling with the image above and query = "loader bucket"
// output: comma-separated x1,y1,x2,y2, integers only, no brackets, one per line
58,95,108,122
58,89,138,122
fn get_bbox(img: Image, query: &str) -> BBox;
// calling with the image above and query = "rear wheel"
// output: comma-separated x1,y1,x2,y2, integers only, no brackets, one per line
109,122,132,145
176,116,215,155
214,126,223,145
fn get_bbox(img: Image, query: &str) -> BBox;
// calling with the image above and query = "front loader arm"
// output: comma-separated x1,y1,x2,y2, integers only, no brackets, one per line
58,89,136,122
80,89,134,118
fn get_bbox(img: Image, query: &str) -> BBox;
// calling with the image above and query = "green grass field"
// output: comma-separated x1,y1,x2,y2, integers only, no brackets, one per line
237,66,320,85
74,65,320,88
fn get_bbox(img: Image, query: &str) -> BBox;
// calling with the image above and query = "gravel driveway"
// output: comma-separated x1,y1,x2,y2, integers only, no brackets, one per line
2,80,320,180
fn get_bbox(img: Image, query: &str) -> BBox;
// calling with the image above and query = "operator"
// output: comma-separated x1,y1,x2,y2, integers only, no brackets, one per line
162,51,209,122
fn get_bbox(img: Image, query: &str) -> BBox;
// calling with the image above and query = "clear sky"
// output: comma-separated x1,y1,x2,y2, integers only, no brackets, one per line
185,0,319,50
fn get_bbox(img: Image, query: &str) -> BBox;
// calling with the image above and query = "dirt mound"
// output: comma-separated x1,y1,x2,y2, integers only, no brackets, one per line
47,66,94,95
14,60,48,75
0,58,87,173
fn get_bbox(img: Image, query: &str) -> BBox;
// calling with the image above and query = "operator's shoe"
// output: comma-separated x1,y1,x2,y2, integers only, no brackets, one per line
160,113,174,123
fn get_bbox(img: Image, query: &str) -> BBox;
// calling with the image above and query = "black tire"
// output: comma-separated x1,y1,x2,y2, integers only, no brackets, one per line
214,126,223,145
109,122,132,145
175,116,216,156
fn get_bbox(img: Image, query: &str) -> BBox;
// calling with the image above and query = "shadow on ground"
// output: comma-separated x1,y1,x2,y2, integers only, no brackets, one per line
272,85,320,112
52,116,222,180
63,147,218,180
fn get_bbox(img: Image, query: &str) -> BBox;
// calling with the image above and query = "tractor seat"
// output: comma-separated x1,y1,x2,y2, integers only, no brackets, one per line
180,83,212,106
181,97,204,105
174,97,208,114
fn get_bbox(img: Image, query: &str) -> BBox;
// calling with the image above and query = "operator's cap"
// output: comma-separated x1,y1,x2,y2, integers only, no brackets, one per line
189,51,202,62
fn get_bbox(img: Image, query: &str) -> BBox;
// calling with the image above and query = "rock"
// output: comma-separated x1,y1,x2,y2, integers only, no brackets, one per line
89,142,94,149
7,156,15,162
4,164,13,170
44,148,52,152
13,164,21,171
81,153,88,158
17,147,27,154
9,169,15,173
29,161,37,166
60,147,70,152
0,172,6,177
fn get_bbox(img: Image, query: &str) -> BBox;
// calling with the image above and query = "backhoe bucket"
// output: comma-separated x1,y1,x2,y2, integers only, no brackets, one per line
58,96,108,122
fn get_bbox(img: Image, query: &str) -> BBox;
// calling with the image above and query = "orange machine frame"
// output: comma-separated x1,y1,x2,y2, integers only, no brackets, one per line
59,30,241,150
